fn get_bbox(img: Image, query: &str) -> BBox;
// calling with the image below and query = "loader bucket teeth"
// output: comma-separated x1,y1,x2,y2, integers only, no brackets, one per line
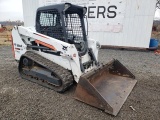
74,59,137,116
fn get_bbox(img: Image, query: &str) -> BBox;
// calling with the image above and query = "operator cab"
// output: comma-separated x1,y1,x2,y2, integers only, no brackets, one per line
36,3,88,56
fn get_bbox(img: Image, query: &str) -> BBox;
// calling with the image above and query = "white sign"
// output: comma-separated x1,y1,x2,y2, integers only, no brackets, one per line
61,0,89,5
42,0,89,6
86,0,126,32
40,0,126,32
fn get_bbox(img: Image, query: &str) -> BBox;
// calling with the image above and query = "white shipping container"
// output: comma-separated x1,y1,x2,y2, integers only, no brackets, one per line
22,0,157,48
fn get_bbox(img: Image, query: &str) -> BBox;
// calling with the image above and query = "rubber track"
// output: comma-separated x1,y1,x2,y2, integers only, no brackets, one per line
20,51,74,93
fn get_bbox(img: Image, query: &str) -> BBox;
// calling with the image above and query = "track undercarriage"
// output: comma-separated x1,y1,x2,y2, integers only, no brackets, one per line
19,51,74,93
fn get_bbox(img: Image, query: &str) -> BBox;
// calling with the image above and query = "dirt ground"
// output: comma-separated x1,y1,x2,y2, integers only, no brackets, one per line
0,46,160,120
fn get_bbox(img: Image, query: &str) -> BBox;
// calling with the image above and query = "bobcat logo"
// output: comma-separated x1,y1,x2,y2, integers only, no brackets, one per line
62,45,68,51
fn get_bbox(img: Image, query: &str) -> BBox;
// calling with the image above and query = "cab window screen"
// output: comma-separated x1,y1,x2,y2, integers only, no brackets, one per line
36,9,64,41
40,13,58,26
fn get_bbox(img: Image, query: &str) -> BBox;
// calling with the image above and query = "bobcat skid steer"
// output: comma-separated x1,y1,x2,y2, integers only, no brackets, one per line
11,3,137,116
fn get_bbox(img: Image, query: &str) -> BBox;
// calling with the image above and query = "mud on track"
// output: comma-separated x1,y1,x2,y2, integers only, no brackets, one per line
0,46,160,120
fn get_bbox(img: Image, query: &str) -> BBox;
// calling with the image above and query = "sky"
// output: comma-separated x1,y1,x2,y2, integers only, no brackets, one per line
0,0,160,21
0,0,23,21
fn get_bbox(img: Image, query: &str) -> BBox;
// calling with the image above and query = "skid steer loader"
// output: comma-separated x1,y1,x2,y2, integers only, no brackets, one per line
11,3,137,116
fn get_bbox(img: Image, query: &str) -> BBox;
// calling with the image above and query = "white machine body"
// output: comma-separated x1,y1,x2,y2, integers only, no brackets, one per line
12,26,100,82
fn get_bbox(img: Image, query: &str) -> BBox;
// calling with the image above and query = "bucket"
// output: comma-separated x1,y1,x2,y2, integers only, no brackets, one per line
149,39,159,49
74,59,137,116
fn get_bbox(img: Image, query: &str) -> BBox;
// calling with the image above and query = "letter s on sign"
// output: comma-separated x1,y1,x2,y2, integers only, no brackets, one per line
107,6,117,18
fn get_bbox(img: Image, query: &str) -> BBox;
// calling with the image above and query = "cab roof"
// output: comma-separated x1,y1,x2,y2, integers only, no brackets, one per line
37,3,84,16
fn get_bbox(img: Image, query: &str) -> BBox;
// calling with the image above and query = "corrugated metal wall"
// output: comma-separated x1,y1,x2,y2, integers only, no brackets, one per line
22,0,157,48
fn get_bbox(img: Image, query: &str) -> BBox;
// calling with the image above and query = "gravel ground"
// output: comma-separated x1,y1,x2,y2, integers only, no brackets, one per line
0,46,160,120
